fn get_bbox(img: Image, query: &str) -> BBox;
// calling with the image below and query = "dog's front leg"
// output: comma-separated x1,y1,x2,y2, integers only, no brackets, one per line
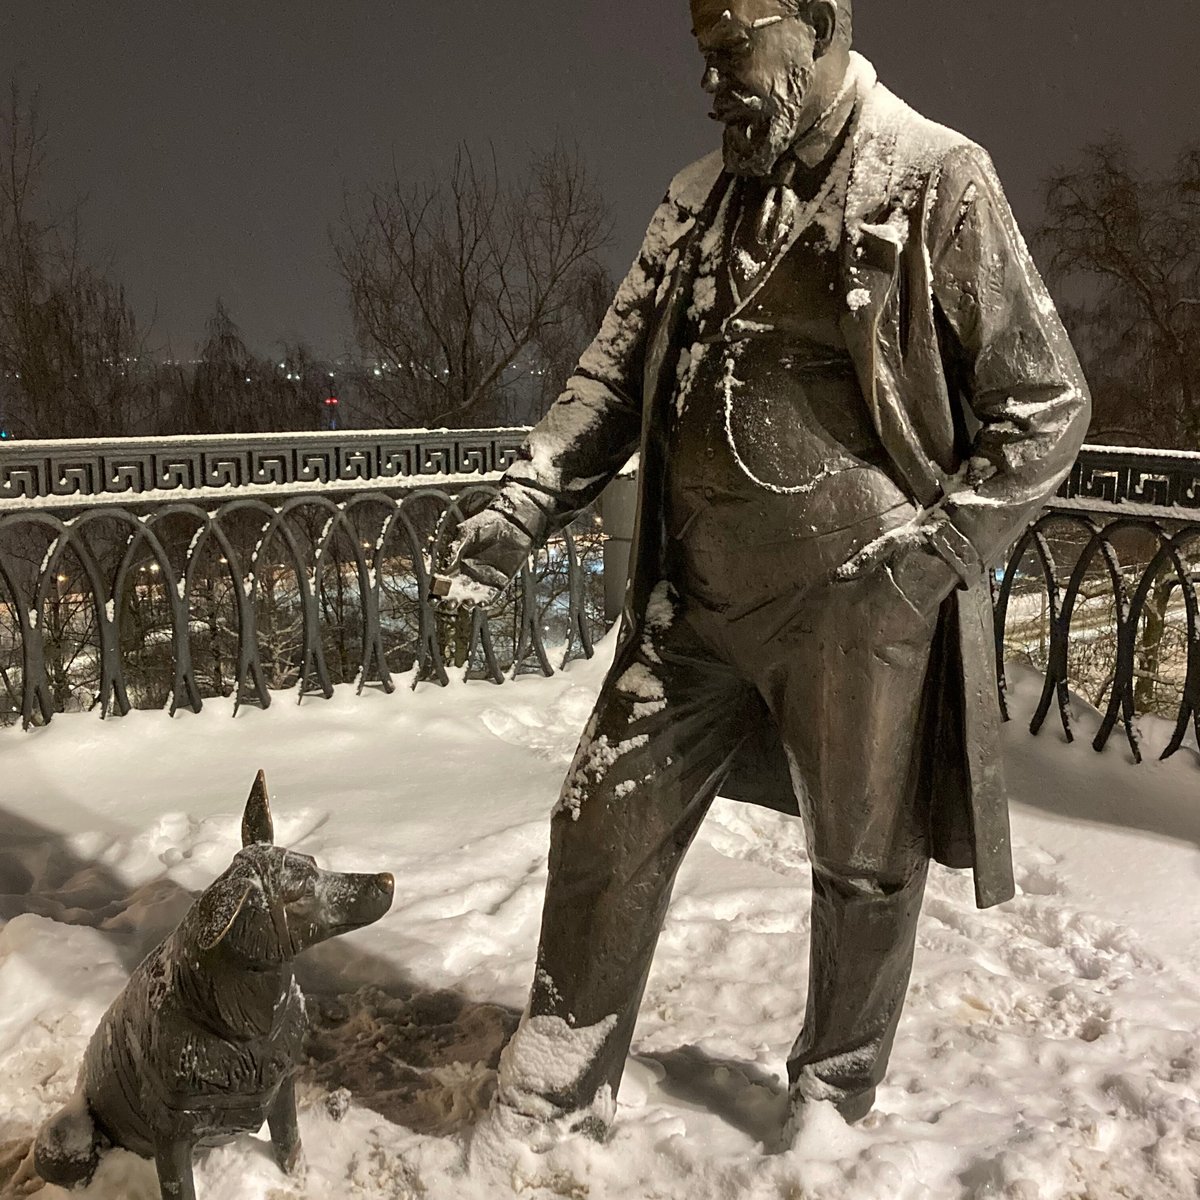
268,1075,303,1175
153,1137,196,1200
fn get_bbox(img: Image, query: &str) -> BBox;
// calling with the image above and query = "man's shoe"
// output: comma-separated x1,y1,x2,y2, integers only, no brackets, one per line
832,1086,876,1125
469,1098,611,1165
778,1085,876,1151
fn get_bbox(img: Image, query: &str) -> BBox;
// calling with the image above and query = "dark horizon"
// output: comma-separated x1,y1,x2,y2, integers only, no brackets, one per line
1,1,1193,358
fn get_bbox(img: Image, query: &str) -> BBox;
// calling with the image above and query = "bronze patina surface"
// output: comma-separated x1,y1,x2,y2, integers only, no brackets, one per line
33,773,394,1199
442,0,1090,1142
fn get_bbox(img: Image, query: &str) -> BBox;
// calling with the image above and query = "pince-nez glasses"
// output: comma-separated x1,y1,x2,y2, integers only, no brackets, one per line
696,10,797,64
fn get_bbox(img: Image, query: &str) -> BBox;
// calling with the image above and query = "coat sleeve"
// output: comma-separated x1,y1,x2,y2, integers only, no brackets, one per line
923,144,1091,578
484,188,697,551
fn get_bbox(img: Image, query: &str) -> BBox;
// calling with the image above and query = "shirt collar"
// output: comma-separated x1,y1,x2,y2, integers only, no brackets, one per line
766,62,862,188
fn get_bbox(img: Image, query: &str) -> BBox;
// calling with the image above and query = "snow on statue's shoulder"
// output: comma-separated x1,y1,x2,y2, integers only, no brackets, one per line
667,150,723,212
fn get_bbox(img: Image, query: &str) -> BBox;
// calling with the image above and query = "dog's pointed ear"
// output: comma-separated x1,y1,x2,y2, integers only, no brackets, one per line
195,873,254,951
242,770,274,847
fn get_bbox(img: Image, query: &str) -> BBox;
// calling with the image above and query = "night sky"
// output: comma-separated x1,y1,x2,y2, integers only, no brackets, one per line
1,2,1195,357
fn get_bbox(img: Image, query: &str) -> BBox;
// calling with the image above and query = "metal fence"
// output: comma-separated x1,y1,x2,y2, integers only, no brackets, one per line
996,445,1199,764
0,440,604,725
0,433,1197,769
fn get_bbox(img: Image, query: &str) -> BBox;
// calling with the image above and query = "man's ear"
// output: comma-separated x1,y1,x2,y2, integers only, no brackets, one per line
242,769,274,847
809,0,839,56
195,872,254,951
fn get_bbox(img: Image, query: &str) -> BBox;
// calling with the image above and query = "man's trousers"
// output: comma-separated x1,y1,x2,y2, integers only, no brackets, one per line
495,566,939,1125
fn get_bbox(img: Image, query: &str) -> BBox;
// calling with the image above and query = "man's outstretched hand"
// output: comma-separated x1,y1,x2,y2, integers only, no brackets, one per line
430,572,503,611
431,506,534,612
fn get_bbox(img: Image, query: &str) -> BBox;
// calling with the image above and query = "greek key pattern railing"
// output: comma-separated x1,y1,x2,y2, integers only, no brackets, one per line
0,429,530,503
996,446,1200,765
1058,445,1200,512
0,484,600,727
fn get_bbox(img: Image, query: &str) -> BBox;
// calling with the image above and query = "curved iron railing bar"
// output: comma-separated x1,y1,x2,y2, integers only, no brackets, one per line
512,560,554,679
1119,525,1200,763
255,495,347,701
1078,517,1175,760
0,518,53,726
562,523,595,668
389,493,448,687
367,499,432,680
172,501,271,714
1024,529,1069,742
112,514,198,715
18,512,125,724
242,504,328,701
464,602,505,685
141,500,277,715
0,553,27,716
994,534,1029,722
341,493,406,696
213,498,328,700
1156,527,1200,761
995,514,1077,737
71,506,191,719
134,503,232,713
1054,515,1146,759
215,496,343,709
1160,531,1200,761
298,493,388,697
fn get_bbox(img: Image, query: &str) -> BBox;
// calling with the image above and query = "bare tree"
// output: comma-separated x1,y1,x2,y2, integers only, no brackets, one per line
1038,138,1200,449
0,83,155,439
164,301,321,434
335,142,612,429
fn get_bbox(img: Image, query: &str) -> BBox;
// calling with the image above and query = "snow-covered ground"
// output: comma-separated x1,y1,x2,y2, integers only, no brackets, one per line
1,633,1198,1199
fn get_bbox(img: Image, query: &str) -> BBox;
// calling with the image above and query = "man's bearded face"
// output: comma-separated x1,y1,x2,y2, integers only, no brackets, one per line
691,1,819,177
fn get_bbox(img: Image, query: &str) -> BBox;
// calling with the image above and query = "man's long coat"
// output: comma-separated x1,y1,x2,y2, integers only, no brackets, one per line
497,55,1090,909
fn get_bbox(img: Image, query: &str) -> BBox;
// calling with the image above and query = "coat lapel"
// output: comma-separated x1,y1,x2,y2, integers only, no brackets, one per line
642,172,732,419
837,91,901,461
837,95,945,509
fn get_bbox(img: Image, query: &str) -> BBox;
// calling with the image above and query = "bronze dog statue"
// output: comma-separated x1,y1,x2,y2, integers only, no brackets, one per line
33,771,394,1199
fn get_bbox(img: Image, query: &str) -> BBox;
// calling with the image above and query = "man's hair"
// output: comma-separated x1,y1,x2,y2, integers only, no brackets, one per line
782,0,853,45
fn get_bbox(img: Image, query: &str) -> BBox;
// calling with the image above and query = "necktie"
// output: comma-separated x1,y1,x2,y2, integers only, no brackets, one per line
728,174,798,302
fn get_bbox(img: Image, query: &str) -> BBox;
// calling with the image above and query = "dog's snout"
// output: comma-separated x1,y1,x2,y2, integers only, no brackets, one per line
375,872,395,895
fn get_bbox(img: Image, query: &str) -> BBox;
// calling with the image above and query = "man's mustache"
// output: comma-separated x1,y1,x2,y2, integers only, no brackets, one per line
709,91,767,123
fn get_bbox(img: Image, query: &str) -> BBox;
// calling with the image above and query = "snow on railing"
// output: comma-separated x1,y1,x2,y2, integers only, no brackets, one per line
0,427,531,506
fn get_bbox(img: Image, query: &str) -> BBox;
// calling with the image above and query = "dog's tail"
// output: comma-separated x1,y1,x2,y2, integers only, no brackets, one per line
32,1090,100,1188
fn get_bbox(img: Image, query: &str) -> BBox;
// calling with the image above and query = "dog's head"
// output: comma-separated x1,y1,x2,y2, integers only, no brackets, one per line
189,771,394,964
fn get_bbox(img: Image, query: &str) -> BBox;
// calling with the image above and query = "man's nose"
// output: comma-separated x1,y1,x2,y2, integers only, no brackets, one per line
702,64,721,93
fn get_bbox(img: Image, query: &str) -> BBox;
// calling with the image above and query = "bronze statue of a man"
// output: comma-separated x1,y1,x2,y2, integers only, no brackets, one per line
441,0,1090,1144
